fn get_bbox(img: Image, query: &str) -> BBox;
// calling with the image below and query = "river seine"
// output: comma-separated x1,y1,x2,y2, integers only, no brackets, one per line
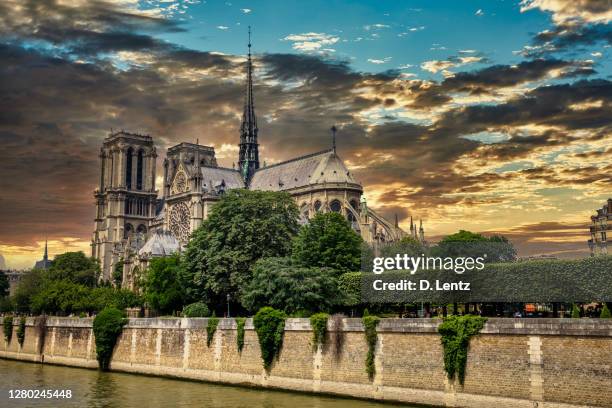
0,359,417,407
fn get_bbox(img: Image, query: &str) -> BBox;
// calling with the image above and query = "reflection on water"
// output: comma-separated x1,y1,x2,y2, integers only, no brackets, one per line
0,359,416,408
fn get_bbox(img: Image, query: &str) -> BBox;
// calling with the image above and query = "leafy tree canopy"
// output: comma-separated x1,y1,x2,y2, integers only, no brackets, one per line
292,212,362,274
432,230,516,263
143,254,184,315
12,268,44,313
0,270,9,298
241,257,339,314
31,280,91,315
379,236,428,265
26,279,141,316
46,251,100,287
181,189,299,305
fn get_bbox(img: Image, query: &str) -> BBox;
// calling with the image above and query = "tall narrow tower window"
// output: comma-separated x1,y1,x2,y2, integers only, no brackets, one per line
136,149,144,190
125,147,133,188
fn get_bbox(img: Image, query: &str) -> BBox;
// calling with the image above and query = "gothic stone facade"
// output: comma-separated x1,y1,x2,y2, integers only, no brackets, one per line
92,40,419,283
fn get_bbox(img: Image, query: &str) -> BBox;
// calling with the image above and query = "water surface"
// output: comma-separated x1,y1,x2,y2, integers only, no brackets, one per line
0,359,417,407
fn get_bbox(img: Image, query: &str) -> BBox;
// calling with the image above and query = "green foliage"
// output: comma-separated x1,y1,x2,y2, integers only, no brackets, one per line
181,189,299,306
253,307,287,371
571,304,581,318
17,317,26,347
380,236,428,260
292,212,363,274
438,315,487,384
362,315,380,380
46,251,100,287
206,316,219,347
352,256,612,304
3,315,13,343
112,259,124,288
29,281,141,316
84,287,142,312
182,302,210,317
310,313,329,352
432,230,516,263
337,272,362,307
93,307,126,370
143,254,184,315
0,270,9,298
241,257,338,314
0,296,13,313
601,304,611,319
31,281,91,315
235,317,246,353
13,269,44,313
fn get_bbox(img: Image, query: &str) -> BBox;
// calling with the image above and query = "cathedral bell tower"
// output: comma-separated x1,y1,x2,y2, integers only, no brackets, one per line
92,131,157,281
238,26,259,184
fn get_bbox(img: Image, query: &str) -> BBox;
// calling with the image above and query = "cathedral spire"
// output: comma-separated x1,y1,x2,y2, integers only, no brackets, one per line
238,26,259,184
43,238,48,263
331,125,337,154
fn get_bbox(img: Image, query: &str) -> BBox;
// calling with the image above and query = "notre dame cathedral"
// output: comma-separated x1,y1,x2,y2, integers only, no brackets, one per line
91,38,424,288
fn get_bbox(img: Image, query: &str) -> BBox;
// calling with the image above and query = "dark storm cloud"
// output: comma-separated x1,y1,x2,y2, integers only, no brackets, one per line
0,0,184,55
408,59,596,109
526,23,612,57
433,79,612,135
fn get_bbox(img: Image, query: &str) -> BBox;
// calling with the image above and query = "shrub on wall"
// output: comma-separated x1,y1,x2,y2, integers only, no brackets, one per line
17,317,26,347
309,313,329,352
362,314,380,380
253,307,287,371
236,317,246,353
438,315,486,385
3,315,13,344
206,316,219,347
601,304,611,318
93,307,127,370
182,302,210,317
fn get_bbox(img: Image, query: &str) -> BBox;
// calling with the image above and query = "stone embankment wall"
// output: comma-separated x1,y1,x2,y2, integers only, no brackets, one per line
1,317,611,408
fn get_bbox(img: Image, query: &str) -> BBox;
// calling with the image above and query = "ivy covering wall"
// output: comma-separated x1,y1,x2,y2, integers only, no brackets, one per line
438,315,486,384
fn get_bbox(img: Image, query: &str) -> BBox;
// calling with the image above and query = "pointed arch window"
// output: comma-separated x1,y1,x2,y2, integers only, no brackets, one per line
136,149,144,190
125,147,133,188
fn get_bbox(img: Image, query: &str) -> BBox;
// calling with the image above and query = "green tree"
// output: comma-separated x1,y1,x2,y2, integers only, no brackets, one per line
46,251,100,287
0,270,9,298
181,189,299,306
377,236,428,271
182,302,210,317
600,304,611,319
571,304,581,318
432,230,516,263
292,212,363,274
30,281,91,315
12,268,44,313
143,254,184,315
241,257,339,314
112,259,124,288
81,287,142,313
93,307,126,370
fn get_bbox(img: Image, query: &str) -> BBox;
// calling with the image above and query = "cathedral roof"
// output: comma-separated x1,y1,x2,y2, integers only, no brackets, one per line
200,165,245,192
138,230,181,258
249,149,361,192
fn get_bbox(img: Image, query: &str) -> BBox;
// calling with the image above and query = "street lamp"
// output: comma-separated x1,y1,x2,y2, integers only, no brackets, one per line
226,293,231,318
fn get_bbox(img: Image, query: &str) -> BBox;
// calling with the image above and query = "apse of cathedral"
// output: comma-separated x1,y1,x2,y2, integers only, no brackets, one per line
91,35,425,287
